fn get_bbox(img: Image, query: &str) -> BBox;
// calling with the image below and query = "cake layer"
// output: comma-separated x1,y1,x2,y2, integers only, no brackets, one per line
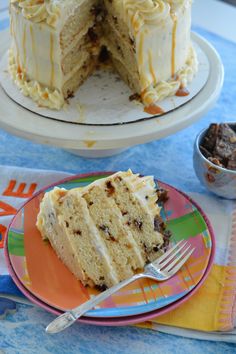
83,185,141,280
62,54,96,99
103,15,141,92
60,0,98,53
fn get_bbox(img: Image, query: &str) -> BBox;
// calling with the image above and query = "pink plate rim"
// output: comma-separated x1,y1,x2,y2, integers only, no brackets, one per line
4,171,216,326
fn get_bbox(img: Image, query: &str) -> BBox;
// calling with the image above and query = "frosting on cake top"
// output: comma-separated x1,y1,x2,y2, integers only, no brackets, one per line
10,0,61,27
11,0,190,28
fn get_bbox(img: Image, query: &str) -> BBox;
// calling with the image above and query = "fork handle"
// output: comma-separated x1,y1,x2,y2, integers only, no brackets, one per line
46,273,144,334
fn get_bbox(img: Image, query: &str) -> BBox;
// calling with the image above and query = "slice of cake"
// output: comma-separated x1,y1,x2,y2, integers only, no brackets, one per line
36,171,170,289
9,0,198,110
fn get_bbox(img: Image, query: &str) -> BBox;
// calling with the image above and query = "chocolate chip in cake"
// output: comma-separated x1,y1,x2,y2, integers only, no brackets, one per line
99,225,111,237
152,245,160,252
88,27,98,43
105,181,115,196
74,230,82,236
154,215,166,233
109,236,117,242
134,219,143,230
95,284,108,292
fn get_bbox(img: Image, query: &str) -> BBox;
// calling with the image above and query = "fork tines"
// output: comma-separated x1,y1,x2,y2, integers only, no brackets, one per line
153,239,195,272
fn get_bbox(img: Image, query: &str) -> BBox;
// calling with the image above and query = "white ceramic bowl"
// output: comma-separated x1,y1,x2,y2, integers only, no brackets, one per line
193,124,236,199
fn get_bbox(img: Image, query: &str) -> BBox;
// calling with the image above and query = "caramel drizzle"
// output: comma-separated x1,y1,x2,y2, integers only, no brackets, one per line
13,15,20,67
10,18,13,36
22,24,27,69
171,15,177,78
138,32,145,87
30,25,38,81
50,33,55,87
138,32,144,67
148,49,156,85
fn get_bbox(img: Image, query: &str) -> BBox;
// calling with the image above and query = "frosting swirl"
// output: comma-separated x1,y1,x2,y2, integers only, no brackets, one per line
118,0,188,33
10,0,60,27
120,0,171,33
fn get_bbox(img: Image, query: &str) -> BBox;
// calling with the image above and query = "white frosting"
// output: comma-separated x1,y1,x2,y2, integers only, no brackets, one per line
113,0,196,104
9,0,197,109
9,0,95,109
10,0,89,28
8,48,64,109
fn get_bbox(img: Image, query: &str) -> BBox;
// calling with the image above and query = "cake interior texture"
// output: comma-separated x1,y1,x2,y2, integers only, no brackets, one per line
9,0,198,110
36,171,171,289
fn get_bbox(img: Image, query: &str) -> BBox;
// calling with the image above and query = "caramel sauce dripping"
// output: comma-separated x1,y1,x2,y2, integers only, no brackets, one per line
148,49,156,85
50,33,55,87
17,65,23,80
30,25,39,80
175,87,190,97
171,15,177,78
12,19,20,67
144,105,164,115
138,32,144,67
22,24,27,68
10,18,13,36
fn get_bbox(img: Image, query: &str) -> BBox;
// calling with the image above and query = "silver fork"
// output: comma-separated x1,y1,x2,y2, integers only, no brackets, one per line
46,240,194,334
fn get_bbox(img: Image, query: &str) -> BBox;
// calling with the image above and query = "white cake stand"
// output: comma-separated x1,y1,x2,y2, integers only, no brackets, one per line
0,31,224,158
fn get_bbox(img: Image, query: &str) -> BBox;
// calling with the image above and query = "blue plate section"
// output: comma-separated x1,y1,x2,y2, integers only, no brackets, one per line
84,291,188,318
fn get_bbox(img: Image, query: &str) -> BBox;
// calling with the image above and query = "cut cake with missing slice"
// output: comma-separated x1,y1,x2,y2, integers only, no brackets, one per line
36,170,170,289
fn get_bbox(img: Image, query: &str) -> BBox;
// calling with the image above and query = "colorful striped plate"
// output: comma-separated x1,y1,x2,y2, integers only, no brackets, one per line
6,172,215,318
